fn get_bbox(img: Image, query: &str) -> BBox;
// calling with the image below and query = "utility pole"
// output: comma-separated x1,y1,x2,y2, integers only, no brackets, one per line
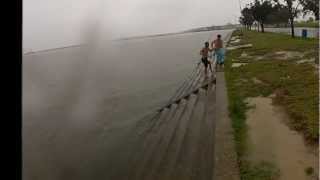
238,0,242,12
238,0,243,31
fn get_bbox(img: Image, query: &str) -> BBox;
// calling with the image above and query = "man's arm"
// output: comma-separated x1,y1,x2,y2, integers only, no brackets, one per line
212,40,217,50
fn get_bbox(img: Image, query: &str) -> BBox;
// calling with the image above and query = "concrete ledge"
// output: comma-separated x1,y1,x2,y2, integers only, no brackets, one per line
212,30,240,180
212,72,240,180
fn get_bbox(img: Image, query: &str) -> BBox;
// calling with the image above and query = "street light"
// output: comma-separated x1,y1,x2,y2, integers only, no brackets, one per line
238,0,243,12
238,0,243,30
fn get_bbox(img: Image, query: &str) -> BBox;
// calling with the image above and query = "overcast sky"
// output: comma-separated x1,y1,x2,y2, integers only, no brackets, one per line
24,0,256,51
24,0,310,52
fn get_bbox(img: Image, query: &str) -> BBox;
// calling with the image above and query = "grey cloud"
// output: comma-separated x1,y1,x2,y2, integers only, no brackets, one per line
24,0,244,51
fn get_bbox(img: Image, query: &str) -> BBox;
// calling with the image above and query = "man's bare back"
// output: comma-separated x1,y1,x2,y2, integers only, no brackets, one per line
212,39,223,49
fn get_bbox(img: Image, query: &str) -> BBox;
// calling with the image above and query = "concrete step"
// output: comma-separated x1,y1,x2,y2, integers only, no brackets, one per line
131,104,179,179
155,93,199,180
169,89,209,180
116,71,217,180
145,94,199,180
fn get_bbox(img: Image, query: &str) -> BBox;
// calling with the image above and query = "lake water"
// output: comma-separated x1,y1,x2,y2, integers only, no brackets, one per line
23,29,233,180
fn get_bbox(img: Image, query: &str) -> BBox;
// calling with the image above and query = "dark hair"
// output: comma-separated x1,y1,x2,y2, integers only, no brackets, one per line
217,34,221,38
205,41,209,46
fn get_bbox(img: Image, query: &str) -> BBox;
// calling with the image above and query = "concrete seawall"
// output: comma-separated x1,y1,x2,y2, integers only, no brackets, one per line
213,31,240,180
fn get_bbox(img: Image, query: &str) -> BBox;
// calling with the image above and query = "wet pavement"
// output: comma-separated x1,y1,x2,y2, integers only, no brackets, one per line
23,29,233,180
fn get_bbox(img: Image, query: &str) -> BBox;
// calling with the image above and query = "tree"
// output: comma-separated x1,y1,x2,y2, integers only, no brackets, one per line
299,0,319,20
266,4,290,27
251,0,274,33
274,0,301,38
308,17,314,22
240,7,255,30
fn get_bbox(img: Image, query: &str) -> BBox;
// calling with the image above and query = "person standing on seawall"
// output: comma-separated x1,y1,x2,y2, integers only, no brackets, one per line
200,42,213,77
211,34,225,71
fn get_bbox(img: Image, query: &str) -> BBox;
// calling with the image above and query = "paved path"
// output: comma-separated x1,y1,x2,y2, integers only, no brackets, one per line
210,31,240,180
213,72,240,180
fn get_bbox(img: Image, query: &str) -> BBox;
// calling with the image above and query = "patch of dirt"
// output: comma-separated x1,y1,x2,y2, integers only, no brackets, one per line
254,56,265,60
252,77,263,84
230,39,241,44
230,36,240,41
296,58,316,64
240,78,249,83
279,75,291,81
239,51,254,59
245,96,319,180
231,63,247,68
226,44,253,51
253,51,305,61
273,51,304,60
240,52,248,58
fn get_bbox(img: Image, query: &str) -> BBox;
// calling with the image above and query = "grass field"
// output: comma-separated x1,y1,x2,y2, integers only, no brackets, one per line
294,21,319,28
225,29,319,179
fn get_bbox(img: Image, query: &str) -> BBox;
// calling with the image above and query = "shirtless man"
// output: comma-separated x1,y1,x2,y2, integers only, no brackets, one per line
200,42,213,76
211,34,225,71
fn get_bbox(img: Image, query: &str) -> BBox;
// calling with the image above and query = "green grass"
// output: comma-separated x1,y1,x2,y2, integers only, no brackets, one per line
294,21,319,28
241,161,280,180
239,30,318,55
227,29,319,141
225,29,319,179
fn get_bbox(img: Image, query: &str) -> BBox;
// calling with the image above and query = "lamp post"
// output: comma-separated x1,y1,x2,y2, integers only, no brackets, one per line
238,0,242,12
238,0,243,31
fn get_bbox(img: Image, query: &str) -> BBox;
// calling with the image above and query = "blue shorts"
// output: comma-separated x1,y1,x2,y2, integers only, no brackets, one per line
215,49,225,64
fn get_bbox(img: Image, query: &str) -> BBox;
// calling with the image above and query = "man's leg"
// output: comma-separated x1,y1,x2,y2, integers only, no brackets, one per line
214,52,218,72
204,66,208,76
208,61,213,74
215,61,218,72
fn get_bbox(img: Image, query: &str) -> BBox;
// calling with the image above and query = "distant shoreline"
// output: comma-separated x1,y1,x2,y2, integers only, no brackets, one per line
116,25,239,41
23,44,84,55
23,24,240,55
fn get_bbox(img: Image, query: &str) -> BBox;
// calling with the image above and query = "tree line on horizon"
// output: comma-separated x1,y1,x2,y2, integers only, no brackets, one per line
239,0,319,38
